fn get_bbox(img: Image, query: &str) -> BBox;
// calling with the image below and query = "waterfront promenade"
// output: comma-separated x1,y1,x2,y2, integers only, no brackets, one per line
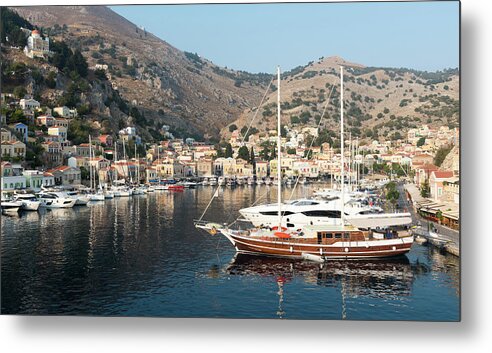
398,182,459,255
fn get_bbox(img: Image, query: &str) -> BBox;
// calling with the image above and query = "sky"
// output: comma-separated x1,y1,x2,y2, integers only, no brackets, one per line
111,1,459,74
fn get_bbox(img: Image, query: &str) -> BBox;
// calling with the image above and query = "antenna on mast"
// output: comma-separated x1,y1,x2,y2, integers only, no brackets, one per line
277,66,282,230
340,66,345,226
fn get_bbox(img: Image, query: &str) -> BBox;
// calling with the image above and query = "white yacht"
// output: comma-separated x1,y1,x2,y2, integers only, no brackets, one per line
66,191,90,206
145,185,155,193
118,188,132,197
239,197,411,230
111,186,131,197
37,192,76,208
1,198,22,214
209,177,217,186
13,193,41,211
88,191,105,201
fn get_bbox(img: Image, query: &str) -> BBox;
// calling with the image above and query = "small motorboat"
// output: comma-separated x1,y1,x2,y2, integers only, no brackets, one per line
1,199,22,214
167,184,184,191
13,193,41,211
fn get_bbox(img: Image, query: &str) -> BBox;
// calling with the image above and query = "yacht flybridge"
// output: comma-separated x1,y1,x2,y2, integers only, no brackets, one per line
239,198,411,230
195,66,414,260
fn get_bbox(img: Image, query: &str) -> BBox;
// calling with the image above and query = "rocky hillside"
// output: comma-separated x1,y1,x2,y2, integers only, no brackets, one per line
8,6,459,145
440,144,460,173
12,5,270,141
223,56,459,146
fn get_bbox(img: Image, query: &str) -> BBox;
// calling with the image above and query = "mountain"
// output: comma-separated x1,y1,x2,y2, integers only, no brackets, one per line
9,6,459,145
12,5,269,140
223,55,459,145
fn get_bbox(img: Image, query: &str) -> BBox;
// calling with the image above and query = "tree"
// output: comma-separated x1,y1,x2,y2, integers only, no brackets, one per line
237,145,249,161
290,116,300,124
67,119,91,145
270,144,276,160
46,71,57,88
215,144,224,158
249,147,255,164
385,181,400,207
259,146,269,161
420,179,430,198
224,143,233,158
94,69,107,81
392,132,403,141
229,124,238,133
300,111,311,124
416,137,426,147
280,125,287,138
80,166,90,181
304,149,313,159
7,109,27,124
13,86,27,99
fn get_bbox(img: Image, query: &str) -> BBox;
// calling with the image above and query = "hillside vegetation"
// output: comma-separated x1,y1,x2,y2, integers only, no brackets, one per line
224,56,458,147
6,6,459,146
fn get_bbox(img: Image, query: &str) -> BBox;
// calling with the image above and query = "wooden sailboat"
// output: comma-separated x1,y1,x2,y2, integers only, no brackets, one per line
196,66,414,259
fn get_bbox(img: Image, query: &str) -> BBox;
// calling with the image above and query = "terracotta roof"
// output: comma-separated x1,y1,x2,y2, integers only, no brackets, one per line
432,171,454,179
413,153,433,158
418,164,439,172
50,166,71,172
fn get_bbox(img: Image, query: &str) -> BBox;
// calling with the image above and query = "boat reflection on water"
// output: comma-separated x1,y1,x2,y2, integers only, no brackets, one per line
226,254,422,318
227,254,416,296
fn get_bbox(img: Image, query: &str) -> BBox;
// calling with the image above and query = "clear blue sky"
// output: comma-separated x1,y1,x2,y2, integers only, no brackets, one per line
111,1,459,74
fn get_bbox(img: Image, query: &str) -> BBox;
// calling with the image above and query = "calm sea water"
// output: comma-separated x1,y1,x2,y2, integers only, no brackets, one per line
1,186,460,320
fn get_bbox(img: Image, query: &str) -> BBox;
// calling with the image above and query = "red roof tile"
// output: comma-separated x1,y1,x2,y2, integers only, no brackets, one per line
432,171,454,179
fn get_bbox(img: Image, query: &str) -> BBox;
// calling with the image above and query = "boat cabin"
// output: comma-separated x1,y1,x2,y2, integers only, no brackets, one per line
301,225,366,244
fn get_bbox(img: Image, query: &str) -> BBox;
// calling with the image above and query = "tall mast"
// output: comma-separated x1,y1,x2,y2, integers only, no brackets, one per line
89,135,93,191
135,143,139,184
356,136,359,190
122,140,128,182
348,132,352,192
277,66,282,230
114,141,118,184
340,66,345,226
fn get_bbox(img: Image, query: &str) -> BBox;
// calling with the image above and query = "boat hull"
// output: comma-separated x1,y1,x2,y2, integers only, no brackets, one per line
17,200,40,211
39,199,76,208
221,230,413,259
89,194,105,202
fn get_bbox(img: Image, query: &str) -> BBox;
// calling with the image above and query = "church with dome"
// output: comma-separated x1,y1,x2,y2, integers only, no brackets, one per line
24,29,51,59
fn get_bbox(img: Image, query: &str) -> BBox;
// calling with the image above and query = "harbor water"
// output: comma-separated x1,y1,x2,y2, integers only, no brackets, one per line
1,185,460,320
